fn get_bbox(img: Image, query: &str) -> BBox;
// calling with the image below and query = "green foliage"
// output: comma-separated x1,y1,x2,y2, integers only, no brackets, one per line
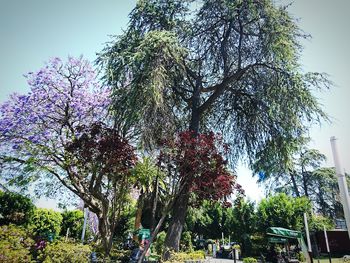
164,250,206,262
297,251,306,262
243,257,258,263
250,234,266,257
309,214,334,232
186,201,225,239
30,208,62,238
109,249,132,261
60,210,84,240
37,241,91,263
153,231,166,255
228,199,256,256
0,190,35,225
0,224,34,263
180,231,193,252
256,193,311,232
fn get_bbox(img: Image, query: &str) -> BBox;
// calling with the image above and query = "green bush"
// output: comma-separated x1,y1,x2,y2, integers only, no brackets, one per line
0,224,35,263
109,249,132,261
243,257,258,263
153,231,166,255
37,241,91,263
181,231,193,252
60,210,84,240
164,250,206,262
30,208,62,239
297,252,306,262
0,190,35,226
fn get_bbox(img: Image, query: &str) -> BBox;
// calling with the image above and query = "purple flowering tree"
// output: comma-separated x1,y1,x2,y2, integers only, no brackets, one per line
0,57,137,255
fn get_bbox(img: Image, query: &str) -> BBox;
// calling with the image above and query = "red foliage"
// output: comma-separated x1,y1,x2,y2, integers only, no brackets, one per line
65,122,137,177
159,131,243,203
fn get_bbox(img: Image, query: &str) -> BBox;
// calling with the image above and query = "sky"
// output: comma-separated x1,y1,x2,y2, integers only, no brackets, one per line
0,0,349,208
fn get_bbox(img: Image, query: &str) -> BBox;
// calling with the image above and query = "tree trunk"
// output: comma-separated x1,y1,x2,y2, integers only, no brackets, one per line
163,85,201,255
163,186,190,257
290,171,300,197
301,169,309,197
150,175,159,232
134,191,144,240
98,215,113,257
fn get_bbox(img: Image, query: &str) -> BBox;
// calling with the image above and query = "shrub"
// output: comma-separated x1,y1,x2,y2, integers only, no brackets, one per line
0,224,35,263
30,208,62,239
109,249,132,262
60,210,84,240
37,241,91,263
297,252,306,262
243,257,258,263
0,190,35,225
164,250,206,262
181,231,193,252
153,231,166,255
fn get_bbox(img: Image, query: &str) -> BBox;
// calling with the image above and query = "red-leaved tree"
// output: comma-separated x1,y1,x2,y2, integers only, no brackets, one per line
65,122,137,254
137,131,243,262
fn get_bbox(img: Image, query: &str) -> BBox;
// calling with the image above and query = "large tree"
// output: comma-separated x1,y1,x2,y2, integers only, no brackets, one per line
98,0,330,251
0,57,136,255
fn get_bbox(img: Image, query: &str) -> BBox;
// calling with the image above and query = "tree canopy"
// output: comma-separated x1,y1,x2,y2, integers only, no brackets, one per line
98,0,330,252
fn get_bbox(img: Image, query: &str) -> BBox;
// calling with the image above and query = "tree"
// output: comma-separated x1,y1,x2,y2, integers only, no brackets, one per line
132,156,164,233
60,210,85,240
229,198,256,256
158,131,240,253
0,57,137,256
256,193,311,233
253,144,327,198
98,0,330,251
0,190,34,226
310,168,349,218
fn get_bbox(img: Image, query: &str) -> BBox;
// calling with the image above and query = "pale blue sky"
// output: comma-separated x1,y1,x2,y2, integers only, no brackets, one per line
0,0,349,205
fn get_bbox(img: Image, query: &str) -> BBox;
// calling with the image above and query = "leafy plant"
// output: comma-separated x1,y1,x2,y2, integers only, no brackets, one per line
153,231,166,255
37,241,91,263
60,210,85,240
0,224,34,263
243,257,258,263
0,190,34,226
30,208,62,239
164,250,206,263
180,231,193,252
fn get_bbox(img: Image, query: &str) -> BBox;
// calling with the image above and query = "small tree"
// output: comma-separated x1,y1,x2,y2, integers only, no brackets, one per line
60,210,85,240
158,131,242,256
0,190,34,226
0,57,136,256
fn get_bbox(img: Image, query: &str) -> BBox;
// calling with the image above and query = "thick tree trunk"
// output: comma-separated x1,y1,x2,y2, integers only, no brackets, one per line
163,186,190,258
163,84,201,255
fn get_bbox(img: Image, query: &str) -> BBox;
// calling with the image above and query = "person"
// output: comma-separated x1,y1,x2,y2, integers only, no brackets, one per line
267,245,278,263
213,241,217,258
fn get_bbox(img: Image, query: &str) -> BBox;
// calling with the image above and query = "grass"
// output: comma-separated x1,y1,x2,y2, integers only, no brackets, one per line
314,257,345,263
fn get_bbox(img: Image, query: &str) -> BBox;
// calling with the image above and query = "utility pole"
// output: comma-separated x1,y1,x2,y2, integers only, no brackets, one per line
304,213,313,263
330,136,350,239
81,206,88,243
